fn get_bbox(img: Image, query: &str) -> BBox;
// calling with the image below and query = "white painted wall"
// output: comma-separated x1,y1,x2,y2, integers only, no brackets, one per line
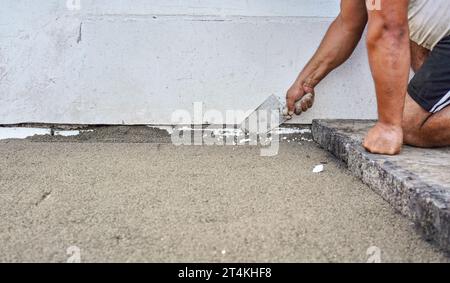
0,0,377,125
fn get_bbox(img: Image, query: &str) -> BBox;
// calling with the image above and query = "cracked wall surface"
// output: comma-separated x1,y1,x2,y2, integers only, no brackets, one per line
0,0,377,125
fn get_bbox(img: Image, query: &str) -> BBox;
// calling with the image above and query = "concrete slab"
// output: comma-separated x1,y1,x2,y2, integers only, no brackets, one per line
0,126,448,262
312,120,450,253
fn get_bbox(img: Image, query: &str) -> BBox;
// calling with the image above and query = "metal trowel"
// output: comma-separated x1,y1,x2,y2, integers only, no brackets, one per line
240,94,312,134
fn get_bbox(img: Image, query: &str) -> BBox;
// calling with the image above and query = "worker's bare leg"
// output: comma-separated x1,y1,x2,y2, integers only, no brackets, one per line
403,96,450,148
403,41,450,148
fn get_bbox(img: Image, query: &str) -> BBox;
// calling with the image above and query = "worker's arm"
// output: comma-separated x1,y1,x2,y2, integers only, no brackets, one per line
286,0,368,113
363,0,410,155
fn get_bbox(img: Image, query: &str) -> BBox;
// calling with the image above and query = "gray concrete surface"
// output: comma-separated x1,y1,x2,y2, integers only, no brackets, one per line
312,120,450,253
0,127,448,262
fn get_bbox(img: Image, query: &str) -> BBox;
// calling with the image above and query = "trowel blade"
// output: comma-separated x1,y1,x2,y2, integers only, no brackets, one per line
240,95,286,134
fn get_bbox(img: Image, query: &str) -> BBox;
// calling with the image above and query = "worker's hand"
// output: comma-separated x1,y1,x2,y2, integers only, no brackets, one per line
285,79,315,119
363,123,403,155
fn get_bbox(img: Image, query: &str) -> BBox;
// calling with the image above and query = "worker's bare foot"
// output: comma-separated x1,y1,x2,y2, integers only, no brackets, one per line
363,123,403,155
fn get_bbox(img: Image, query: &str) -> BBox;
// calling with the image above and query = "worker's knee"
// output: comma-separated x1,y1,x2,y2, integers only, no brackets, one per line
403,130,420,146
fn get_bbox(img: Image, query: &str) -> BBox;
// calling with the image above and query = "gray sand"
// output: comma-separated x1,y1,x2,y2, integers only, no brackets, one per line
28,126,173,143
0,128,448,262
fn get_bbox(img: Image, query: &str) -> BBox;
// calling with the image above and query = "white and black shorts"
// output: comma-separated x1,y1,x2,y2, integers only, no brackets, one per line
408,35,450,113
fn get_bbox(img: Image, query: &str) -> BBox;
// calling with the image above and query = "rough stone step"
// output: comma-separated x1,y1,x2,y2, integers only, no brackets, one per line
312,119,450,253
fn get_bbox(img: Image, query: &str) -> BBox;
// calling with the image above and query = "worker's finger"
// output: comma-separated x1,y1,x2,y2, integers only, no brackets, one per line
285,94,297,114
282,106,293,120
306,96,314,108
301,89,315,111
294,101,302,115
301,99,309,112
286,85,305,114
285,96,293,113
303,93,315,107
